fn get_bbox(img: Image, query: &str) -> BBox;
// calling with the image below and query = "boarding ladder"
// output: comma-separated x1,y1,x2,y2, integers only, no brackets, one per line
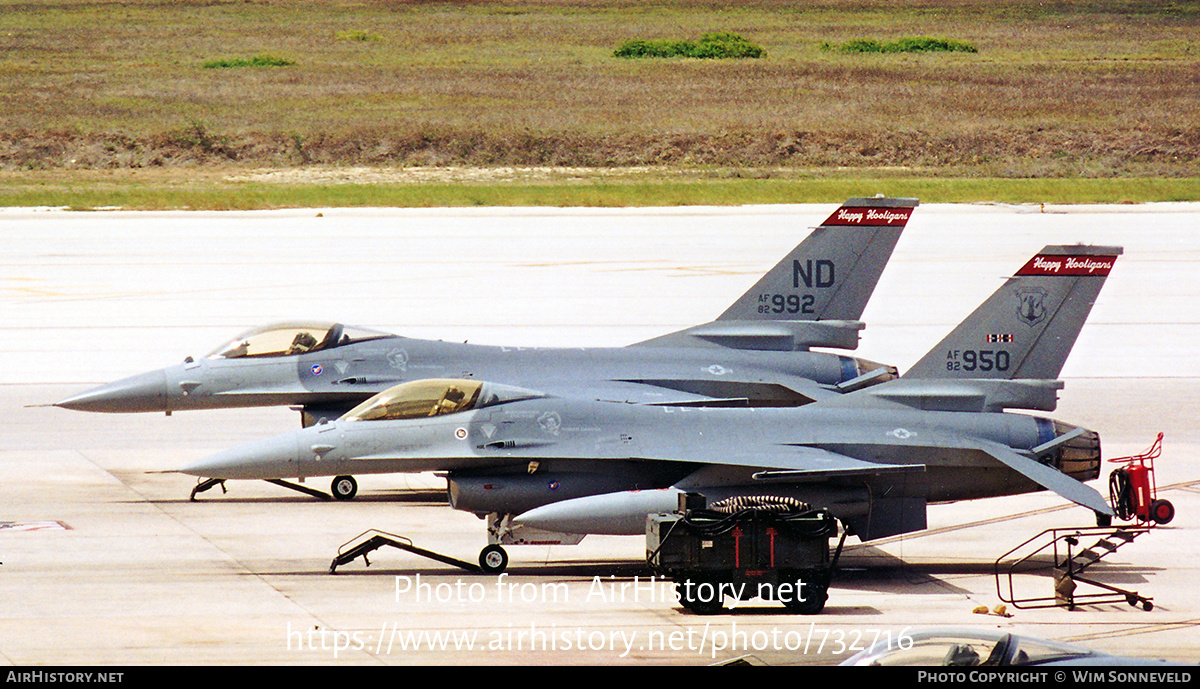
995,526,1153,611
329,529,481,574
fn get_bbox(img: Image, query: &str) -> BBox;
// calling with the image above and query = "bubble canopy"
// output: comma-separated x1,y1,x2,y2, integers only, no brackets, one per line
342,379,545,422
207,322,391,359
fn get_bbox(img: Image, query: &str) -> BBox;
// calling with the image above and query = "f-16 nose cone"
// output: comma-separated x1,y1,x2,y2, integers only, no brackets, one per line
179,434,301,481
55,370,169,413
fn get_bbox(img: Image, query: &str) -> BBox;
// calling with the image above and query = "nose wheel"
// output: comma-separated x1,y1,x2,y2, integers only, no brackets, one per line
332,476,358,501
479,545,508,573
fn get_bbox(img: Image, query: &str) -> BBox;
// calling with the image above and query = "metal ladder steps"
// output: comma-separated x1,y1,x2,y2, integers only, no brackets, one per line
1067,530,1141,573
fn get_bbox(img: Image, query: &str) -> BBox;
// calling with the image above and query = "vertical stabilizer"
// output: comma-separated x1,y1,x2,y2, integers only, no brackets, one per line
634,197,917,350
903,245,1121,380
717,197,917,322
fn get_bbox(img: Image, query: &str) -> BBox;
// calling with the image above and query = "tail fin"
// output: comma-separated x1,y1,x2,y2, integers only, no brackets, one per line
634,196,917,351
903,245,1121,380
717,196,917,322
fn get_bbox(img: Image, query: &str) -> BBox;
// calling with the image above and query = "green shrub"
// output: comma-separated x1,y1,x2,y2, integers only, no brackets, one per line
202,54,296,69
336,30,382,42
695,32,766,58
614,32,765,59
613,39,685,58
828,39,885,54
825,36,977,54
889,37,977,53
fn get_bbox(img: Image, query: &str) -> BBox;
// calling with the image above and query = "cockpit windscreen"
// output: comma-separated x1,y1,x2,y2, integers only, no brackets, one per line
343,379,483,422
342,379,545,422
207,322,390,359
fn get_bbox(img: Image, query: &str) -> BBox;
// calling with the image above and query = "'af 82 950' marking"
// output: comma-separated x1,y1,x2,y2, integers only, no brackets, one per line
946,349,1011,372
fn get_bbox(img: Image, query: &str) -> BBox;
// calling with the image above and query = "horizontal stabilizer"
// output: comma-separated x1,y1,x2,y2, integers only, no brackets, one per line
634,319,863,351
1029,426,1087,458
836,378,1066,412
976,439,1113,516
835,366,900,394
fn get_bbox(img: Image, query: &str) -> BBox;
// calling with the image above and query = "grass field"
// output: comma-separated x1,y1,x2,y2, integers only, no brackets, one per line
2,0,1198,208
4,167,1199,210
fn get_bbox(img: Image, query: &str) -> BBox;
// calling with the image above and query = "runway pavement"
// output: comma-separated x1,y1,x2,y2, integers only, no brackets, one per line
3,203,1199,666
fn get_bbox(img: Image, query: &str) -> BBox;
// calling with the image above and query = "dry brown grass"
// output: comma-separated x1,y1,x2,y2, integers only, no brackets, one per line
1,0,1197,176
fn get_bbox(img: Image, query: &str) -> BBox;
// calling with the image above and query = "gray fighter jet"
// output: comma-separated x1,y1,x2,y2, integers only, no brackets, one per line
55,197,916,499
181,245,1121,571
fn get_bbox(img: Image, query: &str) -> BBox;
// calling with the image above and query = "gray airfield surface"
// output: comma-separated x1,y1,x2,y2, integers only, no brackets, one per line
3,203,1199,665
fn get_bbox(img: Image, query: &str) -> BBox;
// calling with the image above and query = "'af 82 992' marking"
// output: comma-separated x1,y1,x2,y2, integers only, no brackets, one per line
758,293,816,314
946,349,1011,372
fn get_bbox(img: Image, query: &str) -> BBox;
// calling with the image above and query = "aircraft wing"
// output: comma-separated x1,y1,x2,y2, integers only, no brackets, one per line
513,442,927,540
623,435,924,483
625,427,1107,515
536,380,723,406
669,444,921,476
749,447,924,480
535,376,844,407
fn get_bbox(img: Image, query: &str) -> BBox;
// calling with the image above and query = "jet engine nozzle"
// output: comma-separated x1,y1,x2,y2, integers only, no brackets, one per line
1051,421,1101,483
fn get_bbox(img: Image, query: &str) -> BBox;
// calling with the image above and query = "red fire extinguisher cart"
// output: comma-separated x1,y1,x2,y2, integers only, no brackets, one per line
1108,432,1174,525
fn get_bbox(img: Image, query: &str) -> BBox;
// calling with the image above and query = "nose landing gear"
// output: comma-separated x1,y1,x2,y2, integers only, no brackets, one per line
331,475,358,501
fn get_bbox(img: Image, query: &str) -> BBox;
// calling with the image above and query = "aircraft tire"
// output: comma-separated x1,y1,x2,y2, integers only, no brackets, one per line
479,545,508,574
332,476,358,501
